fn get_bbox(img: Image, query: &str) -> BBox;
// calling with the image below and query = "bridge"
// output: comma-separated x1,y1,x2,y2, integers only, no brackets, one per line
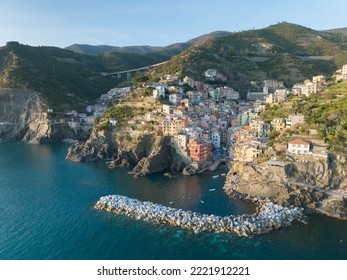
0,121,47,125
101,61,168,79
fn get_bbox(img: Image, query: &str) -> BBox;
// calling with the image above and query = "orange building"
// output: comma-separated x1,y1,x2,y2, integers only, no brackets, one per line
188,138,212,162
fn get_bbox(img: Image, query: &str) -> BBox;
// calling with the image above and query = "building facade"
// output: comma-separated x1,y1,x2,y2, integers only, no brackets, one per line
287,139,310,154
188,138,212,162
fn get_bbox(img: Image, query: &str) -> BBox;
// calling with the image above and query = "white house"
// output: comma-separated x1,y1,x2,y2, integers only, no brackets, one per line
342,64,347,75
211,131,221,149
287,139,310,154
204,69,218,80
109,119,117,126
153,86,166,98
168,93,181,105
85,116,95,125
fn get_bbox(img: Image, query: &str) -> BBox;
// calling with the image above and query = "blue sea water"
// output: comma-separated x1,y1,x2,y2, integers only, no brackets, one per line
0,142,346,260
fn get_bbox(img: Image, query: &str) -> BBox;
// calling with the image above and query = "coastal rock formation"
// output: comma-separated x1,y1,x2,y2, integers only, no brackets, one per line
66,129,118,162
130,137,188,177
227,158,347,219
67,130,189,176
0,89,45,142
95,194,306,236
0,88,90,143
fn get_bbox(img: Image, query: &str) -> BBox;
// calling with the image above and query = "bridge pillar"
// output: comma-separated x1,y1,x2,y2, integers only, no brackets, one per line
127,72,131,79
117,73,121,79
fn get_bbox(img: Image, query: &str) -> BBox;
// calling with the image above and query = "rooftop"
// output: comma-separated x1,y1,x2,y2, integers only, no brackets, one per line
288,139,310,145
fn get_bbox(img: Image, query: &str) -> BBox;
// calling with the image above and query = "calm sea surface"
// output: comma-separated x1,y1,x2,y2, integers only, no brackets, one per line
0,142,346,260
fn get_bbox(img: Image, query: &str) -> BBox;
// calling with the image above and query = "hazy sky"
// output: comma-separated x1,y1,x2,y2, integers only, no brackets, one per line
0,0,346,47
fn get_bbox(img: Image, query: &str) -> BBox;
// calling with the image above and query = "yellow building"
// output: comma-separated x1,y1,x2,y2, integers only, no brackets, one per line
271,118,286,131
162,117,188,136
233,142,261,163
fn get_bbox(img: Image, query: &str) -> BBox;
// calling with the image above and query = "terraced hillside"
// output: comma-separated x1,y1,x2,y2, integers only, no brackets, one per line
150,23,347,92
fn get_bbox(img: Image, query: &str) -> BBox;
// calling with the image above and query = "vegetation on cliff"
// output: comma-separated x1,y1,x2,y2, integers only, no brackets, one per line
258,81,347,155
298,82,347,154
0,42,169,112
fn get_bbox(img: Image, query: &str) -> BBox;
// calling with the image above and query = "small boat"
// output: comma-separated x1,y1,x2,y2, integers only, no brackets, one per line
200,200,205,204
164,172,172,177
221,173,226,176
209,188,216,192
169,201,175,205
212,175,219,178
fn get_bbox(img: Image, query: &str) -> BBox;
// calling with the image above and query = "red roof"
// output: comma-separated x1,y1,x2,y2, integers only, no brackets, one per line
288,139,310,145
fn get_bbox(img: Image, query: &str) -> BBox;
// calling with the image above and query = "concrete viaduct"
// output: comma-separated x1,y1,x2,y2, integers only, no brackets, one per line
101,61,168,79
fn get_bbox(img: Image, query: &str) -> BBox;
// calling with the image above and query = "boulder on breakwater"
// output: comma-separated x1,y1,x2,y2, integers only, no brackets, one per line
95,194,306,236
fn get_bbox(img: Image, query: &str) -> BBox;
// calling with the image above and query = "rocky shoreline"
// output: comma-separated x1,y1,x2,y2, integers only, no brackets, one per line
227,163,347,220
95,194,306,237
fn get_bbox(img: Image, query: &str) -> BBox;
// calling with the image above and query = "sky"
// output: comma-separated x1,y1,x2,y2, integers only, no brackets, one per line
0,0,346,48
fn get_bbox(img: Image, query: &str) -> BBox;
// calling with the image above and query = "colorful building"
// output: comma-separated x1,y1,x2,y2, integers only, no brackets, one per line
188,138,212,162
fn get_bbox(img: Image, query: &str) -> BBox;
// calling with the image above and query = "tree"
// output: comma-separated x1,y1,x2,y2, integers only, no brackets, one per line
132,74,149,83
268,130,280,139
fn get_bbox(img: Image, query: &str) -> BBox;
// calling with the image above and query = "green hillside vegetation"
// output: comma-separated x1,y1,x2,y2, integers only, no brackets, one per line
0,42,114,111
0,42,172,112
103,105,134,121
261,81,347,155
99,51,171,72
298,82,347,155
150,23,347,91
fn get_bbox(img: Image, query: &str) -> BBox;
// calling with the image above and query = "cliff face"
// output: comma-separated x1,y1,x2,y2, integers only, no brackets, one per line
66,130,189,176
130,136,189,177
0,88,90,143
0,89,47,143
227,156,347,219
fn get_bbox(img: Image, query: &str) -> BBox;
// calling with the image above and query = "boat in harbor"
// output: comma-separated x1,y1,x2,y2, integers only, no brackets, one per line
209,188,216,192
212,175,219,178
200,200,205,204
169,201,175,205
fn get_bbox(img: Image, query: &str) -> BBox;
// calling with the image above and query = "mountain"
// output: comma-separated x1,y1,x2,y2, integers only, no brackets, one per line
65,44,164,55
65,31,231,56
0,41,173,112
0,42,116,112
2,23,347,112
325,27,347,36
150,22,347,92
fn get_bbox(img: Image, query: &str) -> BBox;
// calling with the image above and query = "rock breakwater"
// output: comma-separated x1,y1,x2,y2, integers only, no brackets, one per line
95,195,306,236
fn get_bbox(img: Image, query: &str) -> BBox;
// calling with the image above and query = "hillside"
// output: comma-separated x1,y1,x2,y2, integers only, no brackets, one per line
0,42,170,112
150,23,347,91
326,27,347,37
298,81,347,155
65,31,231,55
260,81,347,155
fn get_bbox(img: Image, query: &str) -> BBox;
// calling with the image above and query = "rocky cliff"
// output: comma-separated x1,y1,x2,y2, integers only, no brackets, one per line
0,88,90,143
66,129,189,176
225,156,347,219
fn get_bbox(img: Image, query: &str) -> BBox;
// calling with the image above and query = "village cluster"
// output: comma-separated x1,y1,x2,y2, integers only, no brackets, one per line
61,64,347,168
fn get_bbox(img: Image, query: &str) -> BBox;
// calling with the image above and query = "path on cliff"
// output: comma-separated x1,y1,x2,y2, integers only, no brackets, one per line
287,180,347,200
